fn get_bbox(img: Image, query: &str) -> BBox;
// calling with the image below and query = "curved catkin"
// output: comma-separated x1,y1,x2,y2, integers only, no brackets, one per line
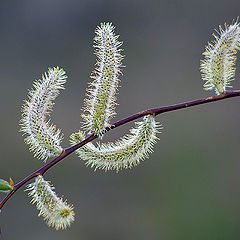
26,176,75,230
70,115,161,172
200,21,240,94
81,22,123,136
20,67,66,161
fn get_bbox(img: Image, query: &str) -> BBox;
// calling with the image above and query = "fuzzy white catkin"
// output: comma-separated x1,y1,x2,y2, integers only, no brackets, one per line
200,21,240,94
26,175,75,230
81,22,123,136
20,67,66,161
70,115,161,172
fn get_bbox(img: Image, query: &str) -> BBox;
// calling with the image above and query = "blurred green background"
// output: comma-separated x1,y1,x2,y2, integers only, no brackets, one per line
1,1,240,239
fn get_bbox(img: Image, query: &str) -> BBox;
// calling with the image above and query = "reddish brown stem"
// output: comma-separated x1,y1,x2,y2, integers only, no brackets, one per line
1,90,240,210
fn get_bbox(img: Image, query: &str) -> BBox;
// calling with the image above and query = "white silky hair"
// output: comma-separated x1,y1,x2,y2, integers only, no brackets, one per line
20,67,66,161
200,21,240,94
81,22,123,136
26,175,75,230
70,115,161,172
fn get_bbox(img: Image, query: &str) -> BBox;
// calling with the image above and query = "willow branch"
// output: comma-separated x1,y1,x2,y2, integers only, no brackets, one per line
1,90,240,211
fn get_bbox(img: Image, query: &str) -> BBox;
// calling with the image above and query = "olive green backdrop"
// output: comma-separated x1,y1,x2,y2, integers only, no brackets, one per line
0,0,240,239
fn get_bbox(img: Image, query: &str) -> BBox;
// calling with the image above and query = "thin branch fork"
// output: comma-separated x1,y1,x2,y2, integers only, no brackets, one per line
1,90,240,211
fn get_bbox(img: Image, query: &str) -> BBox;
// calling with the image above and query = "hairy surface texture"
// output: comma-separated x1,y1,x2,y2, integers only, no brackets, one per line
200,21,240,94
20,67,66,161
81,22,123,136
70,115,161,171
26,175,75,230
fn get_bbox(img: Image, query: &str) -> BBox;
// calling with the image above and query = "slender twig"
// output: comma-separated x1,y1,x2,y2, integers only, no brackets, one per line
1,90,240,210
